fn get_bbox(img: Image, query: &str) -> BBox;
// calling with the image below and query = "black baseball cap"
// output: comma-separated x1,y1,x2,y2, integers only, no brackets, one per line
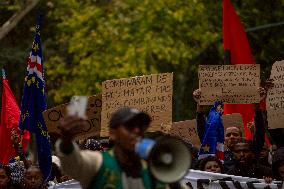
109,107,151,130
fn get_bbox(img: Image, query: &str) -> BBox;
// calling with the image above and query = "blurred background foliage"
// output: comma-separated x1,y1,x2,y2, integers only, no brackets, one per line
0,0,283,121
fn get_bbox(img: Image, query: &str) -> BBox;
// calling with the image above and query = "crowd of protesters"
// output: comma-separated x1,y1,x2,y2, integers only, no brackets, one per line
191,84,284,184
0,86,284,189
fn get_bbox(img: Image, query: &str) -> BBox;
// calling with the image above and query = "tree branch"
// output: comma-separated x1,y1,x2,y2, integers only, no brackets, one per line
0,0,40,41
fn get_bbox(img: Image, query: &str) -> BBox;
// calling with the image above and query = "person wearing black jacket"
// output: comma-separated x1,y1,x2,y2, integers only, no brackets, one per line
226,140,272,179
193,87,266,172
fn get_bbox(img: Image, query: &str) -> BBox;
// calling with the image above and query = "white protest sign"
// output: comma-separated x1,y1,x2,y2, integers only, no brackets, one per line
183,169,280,189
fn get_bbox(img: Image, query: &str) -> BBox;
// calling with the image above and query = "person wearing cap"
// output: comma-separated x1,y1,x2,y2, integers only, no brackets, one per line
55,107,186,189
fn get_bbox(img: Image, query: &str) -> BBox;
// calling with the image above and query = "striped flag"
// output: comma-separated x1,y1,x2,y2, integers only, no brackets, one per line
19,16,51,180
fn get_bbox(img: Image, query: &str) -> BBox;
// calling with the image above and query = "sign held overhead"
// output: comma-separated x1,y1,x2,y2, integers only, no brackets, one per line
101,73,173,137
198,64,260,105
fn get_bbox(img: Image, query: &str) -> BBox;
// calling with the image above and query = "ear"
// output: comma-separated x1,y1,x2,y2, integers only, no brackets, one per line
109,128,116,141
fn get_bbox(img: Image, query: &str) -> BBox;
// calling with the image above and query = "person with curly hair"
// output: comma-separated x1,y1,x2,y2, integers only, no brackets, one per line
198,156,223,173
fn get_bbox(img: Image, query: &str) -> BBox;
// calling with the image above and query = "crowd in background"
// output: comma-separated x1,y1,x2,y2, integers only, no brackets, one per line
0,86,284,189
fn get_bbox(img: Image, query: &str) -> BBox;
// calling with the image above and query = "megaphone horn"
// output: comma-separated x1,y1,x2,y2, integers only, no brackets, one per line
135,136,191,183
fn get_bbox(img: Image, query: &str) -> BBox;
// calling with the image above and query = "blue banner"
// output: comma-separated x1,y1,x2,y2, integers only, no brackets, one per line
198,101,224,161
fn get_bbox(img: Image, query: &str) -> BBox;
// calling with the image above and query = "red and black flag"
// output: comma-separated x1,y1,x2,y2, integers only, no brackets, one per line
222,0,255,140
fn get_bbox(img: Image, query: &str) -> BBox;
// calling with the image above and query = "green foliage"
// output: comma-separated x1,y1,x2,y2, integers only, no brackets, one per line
46,0,219,105
240,1,284,80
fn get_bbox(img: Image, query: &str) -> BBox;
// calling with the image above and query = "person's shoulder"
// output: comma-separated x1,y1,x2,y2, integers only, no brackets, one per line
225,166,238,175
256,164,272,176
101,149,113,156
10,183,23,189
81,149,103,157
224,149,233,155
257,164,272,171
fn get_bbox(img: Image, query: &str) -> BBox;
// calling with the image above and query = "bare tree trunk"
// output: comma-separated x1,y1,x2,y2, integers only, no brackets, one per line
0,0,40,41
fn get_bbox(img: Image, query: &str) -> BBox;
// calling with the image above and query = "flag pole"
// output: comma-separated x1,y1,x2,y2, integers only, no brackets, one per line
2,68,6,79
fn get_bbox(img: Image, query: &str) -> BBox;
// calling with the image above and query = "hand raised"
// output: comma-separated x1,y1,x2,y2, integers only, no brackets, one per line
193,88,201,103
11,128,20,147
58,116,88,143
257,87,267,102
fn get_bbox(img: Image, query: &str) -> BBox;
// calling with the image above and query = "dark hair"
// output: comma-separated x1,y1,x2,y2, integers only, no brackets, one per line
25,165,41,173
232,138,254,152
24,165,45,189
109,107,151,129
198,156,224,173
272,147,284,180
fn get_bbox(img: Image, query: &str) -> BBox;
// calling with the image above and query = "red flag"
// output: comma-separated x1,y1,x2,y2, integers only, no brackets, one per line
0,70,30,164
222,0,255,139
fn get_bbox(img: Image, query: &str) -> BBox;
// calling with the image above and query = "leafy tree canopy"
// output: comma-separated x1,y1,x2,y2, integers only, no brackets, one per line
46,0,219,105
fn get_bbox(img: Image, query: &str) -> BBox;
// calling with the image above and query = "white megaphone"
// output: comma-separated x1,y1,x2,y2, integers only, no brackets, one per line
135,136,191,183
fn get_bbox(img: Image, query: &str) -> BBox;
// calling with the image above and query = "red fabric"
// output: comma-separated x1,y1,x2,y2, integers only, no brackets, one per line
223,0,255,140
216,143,224,161
216,151,224,162
222,0,255,64
0,78,30,164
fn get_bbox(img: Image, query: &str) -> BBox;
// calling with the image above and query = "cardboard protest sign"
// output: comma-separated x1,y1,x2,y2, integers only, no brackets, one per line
198,64,260,105
267,60,284,109
222,113,244,134
267,108,284,129
169,120,201,148
269,60,284,82
43,94,102,140
101,73,173,137
168,113,243,148
266,60,284,129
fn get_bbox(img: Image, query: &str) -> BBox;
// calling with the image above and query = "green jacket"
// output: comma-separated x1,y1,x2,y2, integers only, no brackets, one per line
88,150,166,189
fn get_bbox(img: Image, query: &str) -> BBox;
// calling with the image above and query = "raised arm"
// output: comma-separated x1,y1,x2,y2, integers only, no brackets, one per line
56,116,102,189
11,129,31,169
252,87,267,154
193,89,206,141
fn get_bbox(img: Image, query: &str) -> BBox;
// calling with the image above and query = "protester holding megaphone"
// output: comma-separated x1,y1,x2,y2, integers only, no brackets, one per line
55,107,190,189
